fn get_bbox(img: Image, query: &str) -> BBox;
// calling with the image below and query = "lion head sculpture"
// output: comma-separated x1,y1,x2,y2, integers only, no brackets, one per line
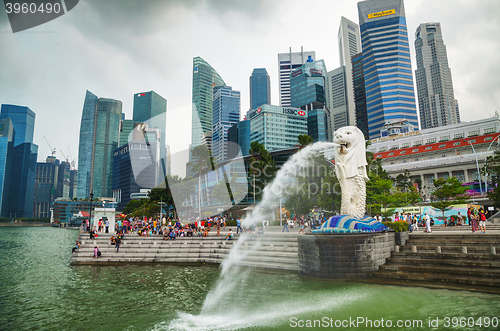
333,126,369,181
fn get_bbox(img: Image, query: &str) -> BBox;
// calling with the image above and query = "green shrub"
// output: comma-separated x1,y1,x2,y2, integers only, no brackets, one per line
382,221,408,232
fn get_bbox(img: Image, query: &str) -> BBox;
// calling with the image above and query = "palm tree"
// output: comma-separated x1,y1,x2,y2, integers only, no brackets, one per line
188,145,216,218
297,134,314,149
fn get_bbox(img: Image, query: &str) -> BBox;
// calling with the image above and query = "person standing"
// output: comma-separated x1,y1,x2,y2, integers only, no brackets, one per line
283,219,289,233
105,219,109,233
236,217,242,234
424,213,432,233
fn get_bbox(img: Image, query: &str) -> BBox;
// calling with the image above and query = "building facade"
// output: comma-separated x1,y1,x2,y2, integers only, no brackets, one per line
0,104,38,218
278,47,315,107
34,156,58,218
249,68,271,109
352,52,369,139
133,90,167,180
0,118,14,217
192,57,226,150
338,16,362,127
415,22,460,129
368,117,500,198
290,58,329,141
77,91,122,199
358,0,418,139
119,117,134,147
246,105,308,151
227,120,251,159
212,86,241,163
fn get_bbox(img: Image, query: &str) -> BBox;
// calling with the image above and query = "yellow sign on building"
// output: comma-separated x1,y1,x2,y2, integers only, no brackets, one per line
368,9,395,19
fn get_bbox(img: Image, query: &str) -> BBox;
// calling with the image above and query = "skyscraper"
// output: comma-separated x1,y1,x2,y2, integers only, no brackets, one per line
77,91,122,199
192,57,226,150
212,86,241,163
0,105,38,218
325,67,348,133
0,118,14,216
34,156,59,218
133,90,167,180
352,52,369,139
119,115,134,147
278,47,315,107
338,16,362,126
249,68,271,109
415,22,460,129
358,0,418,138
290,57,330,141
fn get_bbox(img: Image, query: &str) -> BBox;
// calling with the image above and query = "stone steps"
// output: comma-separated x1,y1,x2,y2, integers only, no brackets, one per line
71,232,300,271
369,232,500,293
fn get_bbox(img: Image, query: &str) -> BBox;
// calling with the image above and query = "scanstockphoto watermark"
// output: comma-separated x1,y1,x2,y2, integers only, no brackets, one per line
3,0,79,33
290,316,500,328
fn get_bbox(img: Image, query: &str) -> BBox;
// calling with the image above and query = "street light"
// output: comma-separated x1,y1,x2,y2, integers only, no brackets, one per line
89,192,94,233
464,140,483,195
279,194,282,227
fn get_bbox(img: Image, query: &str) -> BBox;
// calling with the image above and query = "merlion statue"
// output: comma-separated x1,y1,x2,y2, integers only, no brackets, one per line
333,126,369,219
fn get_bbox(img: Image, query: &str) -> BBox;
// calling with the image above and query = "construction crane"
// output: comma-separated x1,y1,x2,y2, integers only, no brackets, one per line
67,146,77,170
43,135,56,156
59,150,70,164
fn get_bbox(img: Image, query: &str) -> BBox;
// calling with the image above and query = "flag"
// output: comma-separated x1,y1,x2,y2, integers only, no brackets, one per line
456,149,463,158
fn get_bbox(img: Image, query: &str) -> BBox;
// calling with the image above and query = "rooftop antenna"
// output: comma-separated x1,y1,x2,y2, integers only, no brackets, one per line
43,135,56,156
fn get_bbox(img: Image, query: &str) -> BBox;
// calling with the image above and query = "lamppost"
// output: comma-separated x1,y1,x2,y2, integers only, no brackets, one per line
89,192,94,232
279,194,282,227
483,135,500,193
464,140,483,195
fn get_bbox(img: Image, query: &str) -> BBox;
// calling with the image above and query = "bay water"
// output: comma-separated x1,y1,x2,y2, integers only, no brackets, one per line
1,226,499,331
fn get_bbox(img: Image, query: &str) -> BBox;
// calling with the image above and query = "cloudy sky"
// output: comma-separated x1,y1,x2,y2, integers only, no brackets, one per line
0,0,499,164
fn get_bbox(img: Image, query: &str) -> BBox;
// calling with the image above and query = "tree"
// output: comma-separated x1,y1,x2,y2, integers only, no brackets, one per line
484,151,500,208
123,199,143,215
188,145,216,218
395,169,412,192
430,177,469,221
297,134,314,149
248,141,277,203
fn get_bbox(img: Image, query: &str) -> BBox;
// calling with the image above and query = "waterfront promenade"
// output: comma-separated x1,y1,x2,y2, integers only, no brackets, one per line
71,225,500,294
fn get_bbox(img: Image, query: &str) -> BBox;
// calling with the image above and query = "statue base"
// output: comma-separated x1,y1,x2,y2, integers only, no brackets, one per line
312,215,388,234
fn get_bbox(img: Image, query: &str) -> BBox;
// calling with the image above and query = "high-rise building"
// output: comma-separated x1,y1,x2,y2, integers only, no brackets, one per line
415,22,460,129
227,120,251,158
34,156,59,218
338,16,362,127
358,0,418,139
112,126,160,211
133,90,167,181
77,91,122,199
119,115,134,147
192,57,226,149
326,67,348,132
212,86,241,163
278,47,315,107
0,105,38,218
290,57,330,141
0,118,14,216
352,52,369,139
247,105,308,151
250,68,271,109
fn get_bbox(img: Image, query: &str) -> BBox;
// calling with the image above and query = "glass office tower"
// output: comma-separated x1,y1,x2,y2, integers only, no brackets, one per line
133,90,167,180
358,0,418,139
249,68,271,109
212,86,240,163
0,105,38,218
192,57,226,150
352,52,369,139
77,90,122,199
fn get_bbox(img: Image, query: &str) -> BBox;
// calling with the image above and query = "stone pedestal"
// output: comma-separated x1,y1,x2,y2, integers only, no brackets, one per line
298,232,395,279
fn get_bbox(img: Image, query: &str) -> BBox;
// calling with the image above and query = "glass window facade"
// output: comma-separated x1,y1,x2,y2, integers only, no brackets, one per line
250,68,271,109
212,86,241,163
358,0,418,139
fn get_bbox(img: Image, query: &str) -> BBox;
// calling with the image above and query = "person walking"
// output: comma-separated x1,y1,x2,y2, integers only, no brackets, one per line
105,219,109,233
115,234,122,252
479,209,487,233
236,217,242,234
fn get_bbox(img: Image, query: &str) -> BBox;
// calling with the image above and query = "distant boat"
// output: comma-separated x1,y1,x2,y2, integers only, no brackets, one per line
67,216,85,230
